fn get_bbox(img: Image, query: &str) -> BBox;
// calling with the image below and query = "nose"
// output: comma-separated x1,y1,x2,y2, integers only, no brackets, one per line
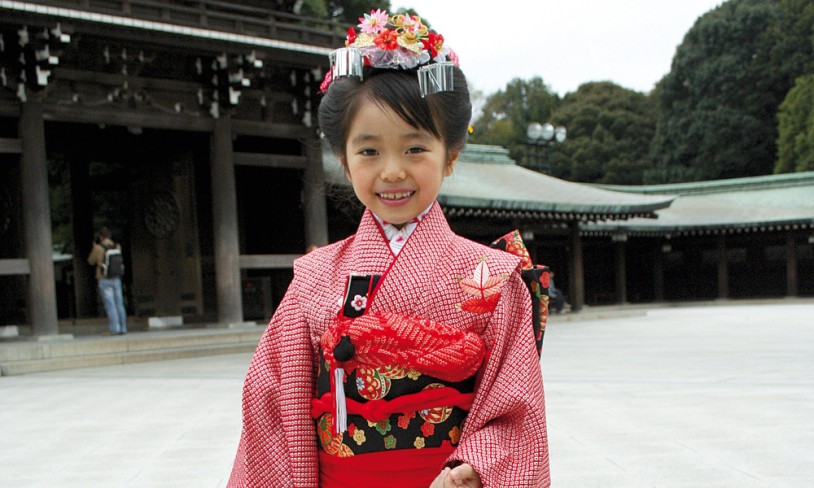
380,155,406,182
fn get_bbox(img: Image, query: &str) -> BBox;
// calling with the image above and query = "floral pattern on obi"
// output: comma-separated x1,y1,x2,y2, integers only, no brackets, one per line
315,349,475,456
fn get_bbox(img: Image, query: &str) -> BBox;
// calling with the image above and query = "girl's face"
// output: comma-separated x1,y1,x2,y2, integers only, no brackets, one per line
342,100,458,227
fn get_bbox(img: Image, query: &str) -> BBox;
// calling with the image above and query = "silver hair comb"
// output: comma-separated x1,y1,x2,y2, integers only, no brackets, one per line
417,62,455,98
329,47,365,81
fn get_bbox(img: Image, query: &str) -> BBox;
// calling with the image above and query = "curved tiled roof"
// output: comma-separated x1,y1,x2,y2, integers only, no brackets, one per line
586,172,814,236
323,143,675,222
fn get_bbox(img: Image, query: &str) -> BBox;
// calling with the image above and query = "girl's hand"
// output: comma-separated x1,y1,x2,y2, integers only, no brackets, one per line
429,464,483,488
429,467,451,488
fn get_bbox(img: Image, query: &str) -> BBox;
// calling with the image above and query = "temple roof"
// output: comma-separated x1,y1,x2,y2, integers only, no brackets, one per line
0,0,340,59
323,143,675,222
585,172,814,236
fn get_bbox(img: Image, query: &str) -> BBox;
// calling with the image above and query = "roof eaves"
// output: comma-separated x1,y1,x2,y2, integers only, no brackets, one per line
596,171,814,196
583,217,814,237
0,0,334,56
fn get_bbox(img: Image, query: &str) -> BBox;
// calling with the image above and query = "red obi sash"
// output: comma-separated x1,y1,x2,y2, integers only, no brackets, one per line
311,386,474,422
319,442,455,488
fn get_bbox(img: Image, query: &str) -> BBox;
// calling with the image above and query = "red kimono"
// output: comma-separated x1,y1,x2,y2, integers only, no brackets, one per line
228,202,550,487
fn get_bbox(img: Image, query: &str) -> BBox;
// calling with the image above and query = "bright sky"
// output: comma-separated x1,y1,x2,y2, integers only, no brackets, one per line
389,0,725,97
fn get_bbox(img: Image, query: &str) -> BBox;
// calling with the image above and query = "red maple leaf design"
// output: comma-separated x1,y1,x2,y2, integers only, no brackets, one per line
458,258,505,314
459,259,504,297
460,293,500,314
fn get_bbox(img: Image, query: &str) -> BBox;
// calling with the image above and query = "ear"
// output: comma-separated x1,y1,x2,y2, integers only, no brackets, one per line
444,149,461,177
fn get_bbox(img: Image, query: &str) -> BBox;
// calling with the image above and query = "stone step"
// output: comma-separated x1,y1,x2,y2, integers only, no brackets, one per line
0,326,264,376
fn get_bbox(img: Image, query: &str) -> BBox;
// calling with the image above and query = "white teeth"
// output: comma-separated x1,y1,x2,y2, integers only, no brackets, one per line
379,191,413,200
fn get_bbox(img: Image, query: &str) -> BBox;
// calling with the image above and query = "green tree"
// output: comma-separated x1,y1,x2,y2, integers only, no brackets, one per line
325,1,392,25
298,0,329,18
551,82,657,184
646,0,813,183
776,74,814,173
763,0,814,99
470,77,559,166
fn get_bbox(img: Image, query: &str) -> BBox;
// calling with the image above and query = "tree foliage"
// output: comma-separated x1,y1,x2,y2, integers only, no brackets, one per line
764,0,814,98
300,0,392,25
470,77,559,167
776,74,814,173
646,0,814,183
471,79,655,184
550,82,657,184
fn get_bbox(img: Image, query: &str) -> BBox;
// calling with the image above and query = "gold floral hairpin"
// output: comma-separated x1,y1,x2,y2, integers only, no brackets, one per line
320,8,458,98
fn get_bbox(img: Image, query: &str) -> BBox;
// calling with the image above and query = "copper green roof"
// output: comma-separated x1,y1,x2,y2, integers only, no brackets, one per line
323,143,674,222
586,172,814,236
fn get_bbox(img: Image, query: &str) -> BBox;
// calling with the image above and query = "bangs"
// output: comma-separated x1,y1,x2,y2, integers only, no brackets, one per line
363,70,442,140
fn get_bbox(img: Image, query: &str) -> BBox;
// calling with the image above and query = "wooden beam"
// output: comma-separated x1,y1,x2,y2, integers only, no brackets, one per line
231,119,312,139
0,138,22,154
57,68,200,93
234,152,307,169
0,259,30,276
43,103,215,132
239,254,300,269
0,103,20,118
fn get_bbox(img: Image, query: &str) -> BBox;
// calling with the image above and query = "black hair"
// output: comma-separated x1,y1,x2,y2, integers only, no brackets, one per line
317,66,472,162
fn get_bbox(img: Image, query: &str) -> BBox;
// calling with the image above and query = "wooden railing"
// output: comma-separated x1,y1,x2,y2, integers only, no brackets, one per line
25,0,348,47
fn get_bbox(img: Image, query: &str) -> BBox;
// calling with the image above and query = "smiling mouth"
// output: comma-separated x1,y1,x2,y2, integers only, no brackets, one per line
377,191,415,200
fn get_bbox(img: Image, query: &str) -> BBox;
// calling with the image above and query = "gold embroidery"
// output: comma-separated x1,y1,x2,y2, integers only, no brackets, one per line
352,427,367,445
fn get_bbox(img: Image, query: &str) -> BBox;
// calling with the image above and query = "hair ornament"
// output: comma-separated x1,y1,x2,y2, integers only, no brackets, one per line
417,62,455,98
328,47,364,80
320,8,459,97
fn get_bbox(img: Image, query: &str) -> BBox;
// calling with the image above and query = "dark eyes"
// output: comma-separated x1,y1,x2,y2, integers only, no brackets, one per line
357,147,426,156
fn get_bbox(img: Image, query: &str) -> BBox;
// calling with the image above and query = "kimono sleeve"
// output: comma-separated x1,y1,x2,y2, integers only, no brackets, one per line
227,284,319,487
447,266,550,487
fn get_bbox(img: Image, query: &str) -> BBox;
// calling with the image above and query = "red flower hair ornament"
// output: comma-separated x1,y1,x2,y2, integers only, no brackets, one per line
320,8,459,97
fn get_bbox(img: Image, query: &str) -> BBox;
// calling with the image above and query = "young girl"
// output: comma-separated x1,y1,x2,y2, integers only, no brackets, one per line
228,9,549,487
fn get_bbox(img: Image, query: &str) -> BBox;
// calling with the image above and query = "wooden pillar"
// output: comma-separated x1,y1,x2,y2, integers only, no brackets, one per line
653,249,665,302
569,222,584,312
20,97,59,335
716,234,729,299
786,234,798,297
303,139,328,247
70,158,96,317
210,115,243,325
615,241,627,304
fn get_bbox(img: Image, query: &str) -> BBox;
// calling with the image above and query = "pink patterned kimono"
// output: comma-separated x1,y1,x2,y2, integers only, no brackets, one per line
228,202,550,487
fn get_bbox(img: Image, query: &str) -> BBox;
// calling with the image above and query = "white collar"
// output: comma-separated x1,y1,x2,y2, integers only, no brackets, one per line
371,204,433,255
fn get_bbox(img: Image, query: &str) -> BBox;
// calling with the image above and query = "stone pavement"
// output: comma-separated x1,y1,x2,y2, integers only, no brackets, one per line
1,302,812,487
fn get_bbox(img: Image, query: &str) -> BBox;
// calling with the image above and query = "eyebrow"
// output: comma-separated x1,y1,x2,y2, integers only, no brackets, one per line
349,131,433,146
349,134,380,145
402,131,434,142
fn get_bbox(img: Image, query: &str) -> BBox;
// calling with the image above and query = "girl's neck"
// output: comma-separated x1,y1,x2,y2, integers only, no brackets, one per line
370,204,434,229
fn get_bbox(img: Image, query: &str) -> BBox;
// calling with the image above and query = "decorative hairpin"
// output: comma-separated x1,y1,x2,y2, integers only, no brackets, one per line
320,8,459,98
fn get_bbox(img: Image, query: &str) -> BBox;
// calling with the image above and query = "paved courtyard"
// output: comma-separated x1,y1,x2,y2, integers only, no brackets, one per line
1,302,812,487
